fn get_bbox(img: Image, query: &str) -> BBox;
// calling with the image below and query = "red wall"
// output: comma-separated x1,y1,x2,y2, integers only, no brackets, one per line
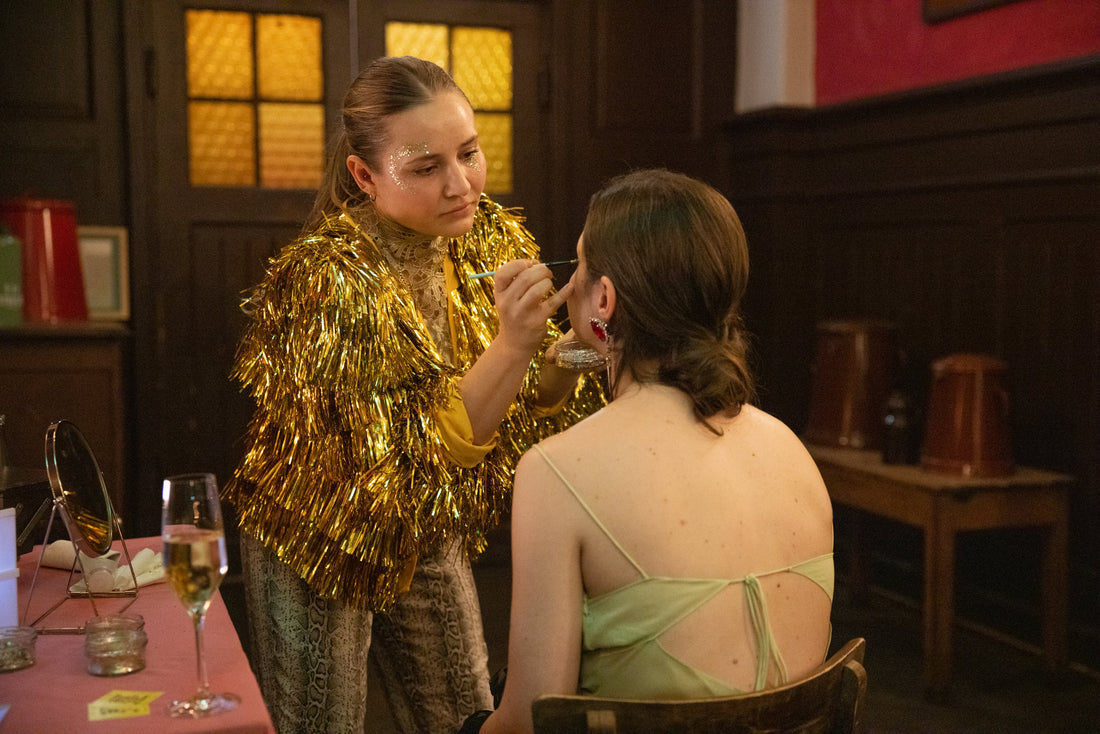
816,0,1100,105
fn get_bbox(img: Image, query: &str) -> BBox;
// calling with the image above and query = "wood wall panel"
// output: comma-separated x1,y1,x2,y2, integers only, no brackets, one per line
166,223,289,470
0,140,100,216
593,3,695,134
725,57,1100,667
548,0,737,260
0,326,130,529
0,3,91,118
0,0,126,226
134,221,291,536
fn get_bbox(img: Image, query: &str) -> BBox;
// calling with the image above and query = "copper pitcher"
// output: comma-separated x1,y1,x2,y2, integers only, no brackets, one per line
921,353,1014,477
805,320,898,450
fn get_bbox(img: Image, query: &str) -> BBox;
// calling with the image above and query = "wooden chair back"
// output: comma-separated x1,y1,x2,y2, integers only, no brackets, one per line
532,637,867,734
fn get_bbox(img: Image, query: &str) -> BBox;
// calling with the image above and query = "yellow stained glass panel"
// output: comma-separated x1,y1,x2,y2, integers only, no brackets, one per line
258,14,322,101
189,101,255,186
260,103,325,188
476,113,512,194
186,10,253,99
453,28,512,111
385,22,449,70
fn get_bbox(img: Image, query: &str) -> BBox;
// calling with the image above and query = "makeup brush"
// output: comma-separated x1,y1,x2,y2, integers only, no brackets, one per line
469,259,578,280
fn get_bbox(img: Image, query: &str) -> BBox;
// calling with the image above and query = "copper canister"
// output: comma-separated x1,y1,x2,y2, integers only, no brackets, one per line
805,320,898,450
921,353,1014,477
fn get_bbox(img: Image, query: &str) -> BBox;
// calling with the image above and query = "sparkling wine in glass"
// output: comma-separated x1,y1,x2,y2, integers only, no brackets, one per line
161,472,239,717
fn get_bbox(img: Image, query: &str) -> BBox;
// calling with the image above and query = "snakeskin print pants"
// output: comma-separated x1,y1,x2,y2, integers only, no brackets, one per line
240,533,493,734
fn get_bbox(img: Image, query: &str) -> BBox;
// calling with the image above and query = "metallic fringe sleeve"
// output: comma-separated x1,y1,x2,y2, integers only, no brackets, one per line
224,198,605,611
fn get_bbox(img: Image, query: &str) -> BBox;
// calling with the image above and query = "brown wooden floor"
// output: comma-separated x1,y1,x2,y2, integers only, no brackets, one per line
222,535,1100,733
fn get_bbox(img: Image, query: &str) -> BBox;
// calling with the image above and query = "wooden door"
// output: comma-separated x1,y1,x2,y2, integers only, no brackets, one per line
125,0,351,534
125,0,550,535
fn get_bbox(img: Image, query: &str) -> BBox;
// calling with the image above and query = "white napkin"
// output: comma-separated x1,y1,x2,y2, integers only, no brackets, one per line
68,547,166,593
114,547,166,590
40,539,77,569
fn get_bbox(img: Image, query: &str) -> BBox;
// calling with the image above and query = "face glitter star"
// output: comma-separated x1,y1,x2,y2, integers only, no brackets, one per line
463,148,483,172
388,143,430,190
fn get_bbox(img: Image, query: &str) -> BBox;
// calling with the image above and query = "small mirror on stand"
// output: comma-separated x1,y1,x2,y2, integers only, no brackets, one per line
22,420,138,633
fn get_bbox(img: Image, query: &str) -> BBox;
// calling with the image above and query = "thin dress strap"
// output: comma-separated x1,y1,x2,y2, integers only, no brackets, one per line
532,444,648,577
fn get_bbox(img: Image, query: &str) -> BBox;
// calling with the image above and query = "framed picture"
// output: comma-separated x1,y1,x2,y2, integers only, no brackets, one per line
77,226,130,320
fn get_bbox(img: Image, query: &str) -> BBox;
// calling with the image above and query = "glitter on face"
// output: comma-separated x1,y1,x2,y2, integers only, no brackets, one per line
464,149,483,172
388,143,430,190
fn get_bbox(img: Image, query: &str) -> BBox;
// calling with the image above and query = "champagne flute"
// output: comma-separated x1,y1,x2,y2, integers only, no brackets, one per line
161,473,240,717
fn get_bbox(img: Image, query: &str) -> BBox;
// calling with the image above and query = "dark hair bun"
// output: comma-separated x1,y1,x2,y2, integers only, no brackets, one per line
657,323,754,420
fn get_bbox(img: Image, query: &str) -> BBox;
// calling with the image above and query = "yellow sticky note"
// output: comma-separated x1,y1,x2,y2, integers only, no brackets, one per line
88,690,163,721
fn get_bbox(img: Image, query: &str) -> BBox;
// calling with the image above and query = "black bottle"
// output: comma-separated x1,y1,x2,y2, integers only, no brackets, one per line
882,391,913,465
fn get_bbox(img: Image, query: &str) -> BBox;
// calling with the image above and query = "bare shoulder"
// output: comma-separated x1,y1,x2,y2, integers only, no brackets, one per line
513,406,619,515
513,427,586,506
533,401,613,456
735,405,829,499
511,437,593,550
737,405,813,454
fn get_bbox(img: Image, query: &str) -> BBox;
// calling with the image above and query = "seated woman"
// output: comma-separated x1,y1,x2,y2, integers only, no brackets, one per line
477,169,834,734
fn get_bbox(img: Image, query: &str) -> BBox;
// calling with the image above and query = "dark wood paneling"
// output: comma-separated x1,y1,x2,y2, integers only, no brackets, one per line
0,325,131,531
548,0,737,260
0,4,91,118
725,57,1100,668
0,1,127,226
593,3,695,135
145,222,293,533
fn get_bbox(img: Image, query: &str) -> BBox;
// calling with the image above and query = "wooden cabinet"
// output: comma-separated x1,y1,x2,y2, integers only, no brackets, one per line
0,324,130,532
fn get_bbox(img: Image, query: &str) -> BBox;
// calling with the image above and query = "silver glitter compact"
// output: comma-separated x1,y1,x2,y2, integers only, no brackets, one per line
554,339,607,372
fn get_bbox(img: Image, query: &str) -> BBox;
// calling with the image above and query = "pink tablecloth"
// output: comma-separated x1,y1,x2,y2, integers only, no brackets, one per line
1,536,274,733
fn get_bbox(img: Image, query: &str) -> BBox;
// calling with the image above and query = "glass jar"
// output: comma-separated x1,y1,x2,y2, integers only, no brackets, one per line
0,626,37,672
85,613,145,634
84,615,148,676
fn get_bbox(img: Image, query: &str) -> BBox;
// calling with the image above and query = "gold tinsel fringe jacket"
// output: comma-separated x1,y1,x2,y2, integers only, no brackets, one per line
224,197,604,612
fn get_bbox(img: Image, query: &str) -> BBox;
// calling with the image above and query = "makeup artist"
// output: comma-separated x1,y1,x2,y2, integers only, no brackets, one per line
224,56,604,734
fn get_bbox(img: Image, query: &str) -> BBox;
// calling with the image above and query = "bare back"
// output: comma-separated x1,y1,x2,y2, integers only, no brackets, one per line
533,382,834,692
